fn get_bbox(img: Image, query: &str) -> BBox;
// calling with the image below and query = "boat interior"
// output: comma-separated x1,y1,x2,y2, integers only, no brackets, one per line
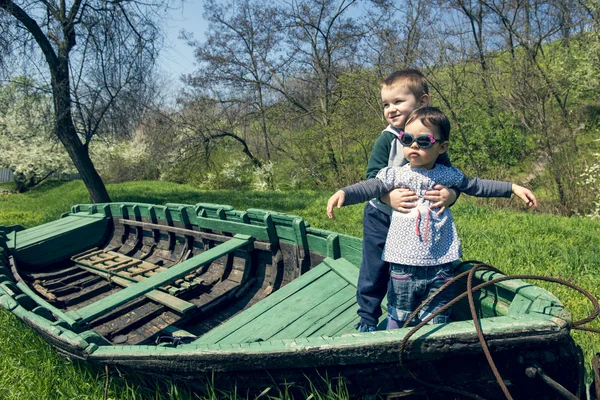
6,202,517,347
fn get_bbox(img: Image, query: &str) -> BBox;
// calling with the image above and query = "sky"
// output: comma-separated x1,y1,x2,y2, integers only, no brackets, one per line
158,0,208,91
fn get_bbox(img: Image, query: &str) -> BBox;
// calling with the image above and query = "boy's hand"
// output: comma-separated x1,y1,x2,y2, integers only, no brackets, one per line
425,185,457,215
327,190,346,219
382,188,418,213
512,184,537,208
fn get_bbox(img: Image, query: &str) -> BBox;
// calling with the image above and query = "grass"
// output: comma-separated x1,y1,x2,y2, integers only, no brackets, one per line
1,179,600,398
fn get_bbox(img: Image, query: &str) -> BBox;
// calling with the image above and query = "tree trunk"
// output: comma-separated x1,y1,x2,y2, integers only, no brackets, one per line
52,59,111,203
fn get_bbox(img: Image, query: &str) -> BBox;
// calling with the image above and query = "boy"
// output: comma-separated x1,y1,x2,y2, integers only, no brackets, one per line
327,107,536,327
354,69,456,331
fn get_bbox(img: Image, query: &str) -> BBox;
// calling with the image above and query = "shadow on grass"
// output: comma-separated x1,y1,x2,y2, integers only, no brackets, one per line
4,179,73,197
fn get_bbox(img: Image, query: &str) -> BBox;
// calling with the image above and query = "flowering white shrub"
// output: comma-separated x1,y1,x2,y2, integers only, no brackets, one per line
252,161,274,191
199,159,253,189
0,80,76,188
581,150,600,219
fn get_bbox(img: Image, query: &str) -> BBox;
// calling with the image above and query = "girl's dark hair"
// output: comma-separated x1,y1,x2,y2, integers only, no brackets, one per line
405,107,451,141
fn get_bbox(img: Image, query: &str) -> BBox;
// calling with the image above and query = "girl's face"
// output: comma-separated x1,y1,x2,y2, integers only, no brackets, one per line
402,119,448,169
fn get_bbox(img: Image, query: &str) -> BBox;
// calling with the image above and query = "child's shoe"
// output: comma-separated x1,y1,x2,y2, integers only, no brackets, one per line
354,322,376,332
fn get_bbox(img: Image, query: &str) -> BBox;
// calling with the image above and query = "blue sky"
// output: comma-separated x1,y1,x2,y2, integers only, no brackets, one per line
158,0,207,89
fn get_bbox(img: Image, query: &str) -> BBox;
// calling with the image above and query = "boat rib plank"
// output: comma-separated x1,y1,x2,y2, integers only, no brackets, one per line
193,262,331,345
66,235,254,324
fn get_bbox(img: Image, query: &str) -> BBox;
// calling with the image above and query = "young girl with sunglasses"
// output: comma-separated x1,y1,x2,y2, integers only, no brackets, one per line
327,107,536,329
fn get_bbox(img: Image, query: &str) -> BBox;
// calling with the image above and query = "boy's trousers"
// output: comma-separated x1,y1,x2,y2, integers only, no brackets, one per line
357,203,391,327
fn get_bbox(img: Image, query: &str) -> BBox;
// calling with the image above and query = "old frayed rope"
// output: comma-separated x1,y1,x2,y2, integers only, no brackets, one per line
397,260,600,400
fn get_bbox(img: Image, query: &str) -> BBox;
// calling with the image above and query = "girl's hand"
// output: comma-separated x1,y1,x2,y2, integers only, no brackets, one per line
382,188,418,213
327,190,346,219
512,184,537,208
424,185,458,215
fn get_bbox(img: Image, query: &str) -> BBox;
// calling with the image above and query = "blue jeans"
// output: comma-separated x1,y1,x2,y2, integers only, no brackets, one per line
386,263,455,328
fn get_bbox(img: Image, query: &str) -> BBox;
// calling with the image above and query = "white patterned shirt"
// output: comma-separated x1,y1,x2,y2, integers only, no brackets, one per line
341,164,512,266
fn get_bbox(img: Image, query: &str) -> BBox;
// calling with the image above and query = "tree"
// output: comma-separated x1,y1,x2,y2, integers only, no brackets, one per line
183,0,366,188
181,0,284,188
0,0,171,202
279,0,365,184
368,0,433,70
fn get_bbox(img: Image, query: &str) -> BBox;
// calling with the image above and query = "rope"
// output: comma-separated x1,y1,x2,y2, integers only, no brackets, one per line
397,261,600,400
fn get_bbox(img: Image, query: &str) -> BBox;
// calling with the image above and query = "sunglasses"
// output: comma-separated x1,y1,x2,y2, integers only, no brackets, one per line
398,132,440,149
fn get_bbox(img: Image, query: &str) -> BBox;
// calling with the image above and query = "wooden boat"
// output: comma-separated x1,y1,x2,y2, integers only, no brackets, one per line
0,202,585,398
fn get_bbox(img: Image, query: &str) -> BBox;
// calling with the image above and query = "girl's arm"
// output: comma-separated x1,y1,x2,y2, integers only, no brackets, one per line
456,175,537,207
327,178,391,219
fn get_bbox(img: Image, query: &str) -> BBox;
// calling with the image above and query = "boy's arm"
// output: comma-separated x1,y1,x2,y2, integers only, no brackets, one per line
366,133,393,179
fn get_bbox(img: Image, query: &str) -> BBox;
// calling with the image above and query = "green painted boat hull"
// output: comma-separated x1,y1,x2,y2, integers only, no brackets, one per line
0,202,584,398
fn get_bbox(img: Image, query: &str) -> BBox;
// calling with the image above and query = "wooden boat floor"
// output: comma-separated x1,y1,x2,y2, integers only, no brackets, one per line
193,257,365,345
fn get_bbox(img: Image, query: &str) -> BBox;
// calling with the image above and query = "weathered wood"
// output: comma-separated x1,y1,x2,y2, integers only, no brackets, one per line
271,286,356,339
73,262,196,314
90,255,119,265
194,262,331,345
217,270,348,344
119,218,271,243
66,235,254,324
3,201,581,400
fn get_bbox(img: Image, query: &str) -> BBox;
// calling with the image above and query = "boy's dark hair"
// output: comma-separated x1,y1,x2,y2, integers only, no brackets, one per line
382,69,428,99
405,106,451,142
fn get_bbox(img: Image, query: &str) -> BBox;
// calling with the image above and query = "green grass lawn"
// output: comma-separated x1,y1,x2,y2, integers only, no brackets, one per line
1,179,600,399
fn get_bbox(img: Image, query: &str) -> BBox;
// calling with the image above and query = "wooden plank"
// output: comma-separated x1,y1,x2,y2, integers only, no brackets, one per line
128,263,162,277
73,249,104,261
220,272,347,344
270,284,356,340
110,259,142,272
71,247,101,260
119,218,271,241
310,303,361,337
12,216,105,249
67,234,254,324
322,257,359,287
300,297,357,337
194,262,332,345
75,265,196,314
324,257,388,313
14,218,109,267
90,255,119,265
72,260,140,283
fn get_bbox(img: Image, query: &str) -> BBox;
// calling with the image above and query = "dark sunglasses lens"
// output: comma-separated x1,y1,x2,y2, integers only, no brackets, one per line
416,136,434,148
399,133,414,146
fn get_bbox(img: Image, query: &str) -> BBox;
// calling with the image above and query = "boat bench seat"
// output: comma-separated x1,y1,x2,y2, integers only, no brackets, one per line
193,257,374,345
8,214,109,267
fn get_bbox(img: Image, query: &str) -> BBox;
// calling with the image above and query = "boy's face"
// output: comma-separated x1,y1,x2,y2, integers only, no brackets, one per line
402,119,448,170
381,84,428,130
